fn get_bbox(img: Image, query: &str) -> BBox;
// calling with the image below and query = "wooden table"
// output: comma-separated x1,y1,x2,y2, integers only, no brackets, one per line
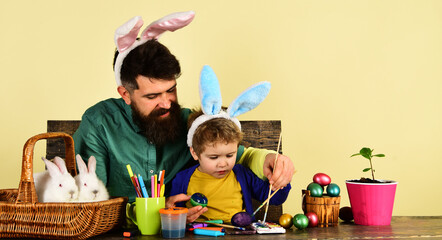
91,216,442,239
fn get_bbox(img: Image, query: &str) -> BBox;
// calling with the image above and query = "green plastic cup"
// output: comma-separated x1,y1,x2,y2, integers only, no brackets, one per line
127,197,165,235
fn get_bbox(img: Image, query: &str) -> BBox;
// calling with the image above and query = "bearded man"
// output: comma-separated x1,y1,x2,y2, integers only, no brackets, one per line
74,40,192,200
74,38,294,222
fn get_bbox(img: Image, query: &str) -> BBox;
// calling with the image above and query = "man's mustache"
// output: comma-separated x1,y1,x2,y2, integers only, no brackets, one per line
151,108,170,117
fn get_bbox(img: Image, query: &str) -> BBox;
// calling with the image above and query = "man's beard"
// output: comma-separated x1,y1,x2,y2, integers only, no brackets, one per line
131,101,184,146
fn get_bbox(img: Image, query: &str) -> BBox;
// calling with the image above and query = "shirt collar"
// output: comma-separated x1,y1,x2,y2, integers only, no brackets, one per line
120,99,143,133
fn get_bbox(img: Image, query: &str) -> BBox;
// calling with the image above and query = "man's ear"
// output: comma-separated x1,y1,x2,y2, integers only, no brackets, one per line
189,147,199,161
117,86,132,105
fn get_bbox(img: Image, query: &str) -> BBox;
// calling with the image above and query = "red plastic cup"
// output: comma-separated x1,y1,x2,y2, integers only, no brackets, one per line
345,180,398,225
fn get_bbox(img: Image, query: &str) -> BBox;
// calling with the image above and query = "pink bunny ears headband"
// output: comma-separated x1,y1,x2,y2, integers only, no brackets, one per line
114,11,195,86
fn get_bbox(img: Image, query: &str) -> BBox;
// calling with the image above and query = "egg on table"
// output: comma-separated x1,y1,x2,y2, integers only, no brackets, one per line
339,206,354,222
305,212,319,227
293,214,309,230
278,213,293,229
231,212,252,227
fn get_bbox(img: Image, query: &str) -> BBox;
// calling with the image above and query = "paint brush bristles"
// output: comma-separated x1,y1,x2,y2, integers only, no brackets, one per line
262,132,282,223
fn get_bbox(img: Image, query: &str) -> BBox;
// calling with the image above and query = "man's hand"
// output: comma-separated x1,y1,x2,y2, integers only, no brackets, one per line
166,194,208,223
263,153,295,191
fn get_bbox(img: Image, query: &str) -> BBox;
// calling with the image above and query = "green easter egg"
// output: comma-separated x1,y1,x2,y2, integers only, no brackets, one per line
307,182,323,197
293,214,309,230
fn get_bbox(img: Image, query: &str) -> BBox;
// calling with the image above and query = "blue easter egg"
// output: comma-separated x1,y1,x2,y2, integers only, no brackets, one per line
326,183,340,197
190,193,208,207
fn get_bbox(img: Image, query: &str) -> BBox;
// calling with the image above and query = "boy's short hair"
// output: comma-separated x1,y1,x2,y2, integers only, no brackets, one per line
113,39,181,91
188,109,243,156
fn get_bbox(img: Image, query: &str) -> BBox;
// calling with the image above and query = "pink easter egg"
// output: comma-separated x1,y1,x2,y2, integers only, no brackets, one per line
313,173,331,186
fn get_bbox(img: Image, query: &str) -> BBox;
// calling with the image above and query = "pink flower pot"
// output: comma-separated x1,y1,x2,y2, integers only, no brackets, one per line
345,180,398,226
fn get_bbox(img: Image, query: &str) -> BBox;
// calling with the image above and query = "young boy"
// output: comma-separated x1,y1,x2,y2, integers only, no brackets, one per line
169,109,291,223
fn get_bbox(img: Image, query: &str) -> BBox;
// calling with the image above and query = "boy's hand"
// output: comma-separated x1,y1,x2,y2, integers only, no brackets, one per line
263,153,295,191
186,205,208,223
166,194,208,223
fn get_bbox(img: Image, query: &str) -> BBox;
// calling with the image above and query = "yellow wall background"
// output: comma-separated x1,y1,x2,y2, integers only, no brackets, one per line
1,0,441,216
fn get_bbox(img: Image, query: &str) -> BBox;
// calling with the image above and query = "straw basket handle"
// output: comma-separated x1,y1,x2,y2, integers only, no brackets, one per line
16,132,77,204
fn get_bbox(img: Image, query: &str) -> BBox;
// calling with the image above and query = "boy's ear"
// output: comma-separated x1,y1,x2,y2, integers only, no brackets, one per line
189,147,199,161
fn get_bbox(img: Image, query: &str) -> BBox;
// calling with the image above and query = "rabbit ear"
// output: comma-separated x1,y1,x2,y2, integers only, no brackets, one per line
87,156,97,174
76,154,88,174
141,11,195,40
42,157,62,178
200,65,222,115
52,156,68,174
114,16,144,52
227,81,271,118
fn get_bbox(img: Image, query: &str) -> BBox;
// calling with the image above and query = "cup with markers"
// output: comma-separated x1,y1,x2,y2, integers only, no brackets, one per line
126,165,166,235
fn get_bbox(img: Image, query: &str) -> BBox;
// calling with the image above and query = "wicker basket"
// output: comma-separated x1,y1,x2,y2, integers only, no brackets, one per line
302,189,340,227
0,132,128,239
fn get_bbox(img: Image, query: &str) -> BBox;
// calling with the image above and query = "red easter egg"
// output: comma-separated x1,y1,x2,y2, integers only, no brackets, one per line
305,212,319,227
339,206,354,222
313,173,331,186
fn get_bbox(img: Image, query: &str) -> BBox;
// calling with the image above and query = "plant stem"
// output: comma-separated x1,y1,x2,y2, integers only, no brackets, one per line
369,159,375,181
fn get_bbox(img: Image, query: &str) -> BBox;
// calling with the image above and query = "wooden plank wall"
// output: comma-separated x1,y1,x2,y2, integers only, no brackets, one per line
47,120,283,222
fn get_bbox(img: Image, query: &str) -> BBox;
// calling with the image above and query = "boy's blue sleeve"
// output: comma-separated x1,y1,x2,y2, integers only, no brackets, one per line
169,170,188,208
241,165,291,205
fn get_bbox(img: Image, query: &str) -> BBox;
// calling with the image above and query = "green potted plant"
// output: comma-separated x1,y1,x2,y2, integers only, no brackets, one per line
345,147,398,226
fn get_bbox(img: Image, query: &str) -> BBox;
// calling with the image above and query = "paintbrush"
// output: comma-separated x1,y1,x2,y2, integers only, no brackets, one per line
262,132,282,223
251,189,280,217
195,221,246,231
252,170,299,216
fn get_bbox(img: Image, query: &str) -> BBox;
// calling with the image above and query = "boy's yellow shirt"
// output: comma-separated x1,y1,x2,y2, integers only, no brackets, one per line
186,168,243,223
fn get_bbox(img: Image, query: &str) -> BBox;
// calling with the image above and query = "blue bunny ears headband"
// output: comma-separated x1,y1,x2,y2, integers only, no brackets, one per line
187,65,271,147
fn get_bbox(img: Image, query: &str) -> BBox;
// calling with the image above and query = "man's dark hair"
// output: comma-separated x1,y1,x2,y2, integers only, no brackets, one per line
113,39,181,90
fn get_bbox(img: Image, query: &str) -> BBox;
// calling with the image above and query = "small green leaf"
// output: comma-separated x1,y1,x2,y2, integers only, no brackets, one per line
373,154,385,158
350,153,361,157
360,148,372,160
363,168,371,172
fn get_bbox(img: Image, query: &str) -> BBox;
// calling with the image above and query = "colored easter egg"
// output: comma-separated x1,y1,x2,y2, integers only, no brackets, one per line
313,173,331,186
231,212,253,227
278,213,293,229
326,183,340,197
307,182,323,197
190,193,208,207
305,212,319,227
293,214,309,230
339,206,354,222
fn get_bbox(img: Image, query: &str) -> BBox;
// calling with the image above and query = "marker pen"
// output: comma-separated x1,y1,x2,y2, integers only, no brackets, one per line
137,174,149,198
194,228,225,237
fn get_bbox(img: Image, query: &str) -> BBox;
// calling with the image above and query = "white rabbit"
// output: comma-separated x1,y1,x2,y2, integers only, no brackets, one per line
74,154,109,202
33,156,79,202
